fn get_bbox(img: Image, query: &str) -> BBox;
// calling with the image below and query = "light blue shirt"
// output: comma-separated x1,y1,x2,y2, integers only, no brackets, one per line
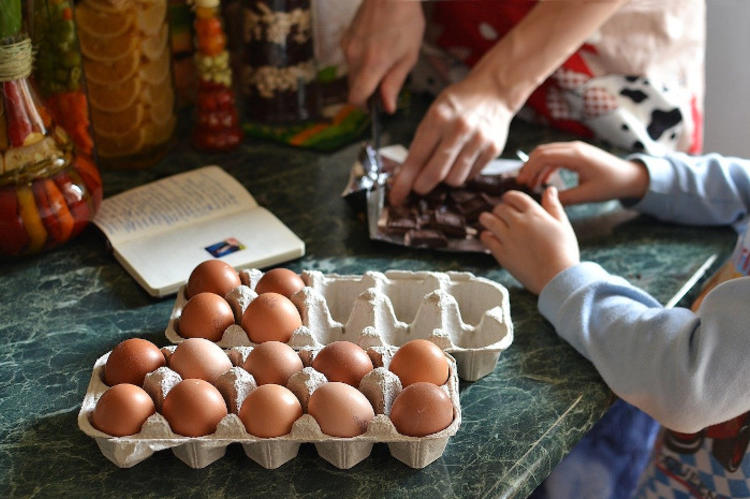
538,153,750,433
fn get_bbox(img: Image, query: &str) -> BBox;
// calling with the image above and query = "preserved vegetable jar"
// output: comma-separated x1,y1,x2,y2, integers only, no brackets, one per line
0,0,102,256
75,0,176,168
30,0,95,158
191,0,243,150
242,0,319,124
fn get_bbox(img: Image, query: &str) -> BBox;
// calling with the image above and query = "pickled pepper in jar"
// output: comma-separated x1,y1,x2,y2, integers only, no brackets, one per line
191,0,243,151
0,0,102,257
30,0,95,158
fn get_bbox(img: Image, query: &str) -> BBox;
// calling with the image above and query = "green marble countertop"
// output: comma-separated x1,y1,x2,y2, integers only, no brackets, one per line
0,99,737,498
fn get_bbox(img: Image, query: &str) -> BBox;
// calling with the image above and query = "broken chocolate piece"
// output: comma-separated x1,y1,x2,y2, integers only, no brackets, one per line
424,186,448,205
430,210,466,238
468,174,519,195
456,196,493,222
404,229,448,248
386,217,419,235
448,189,476,205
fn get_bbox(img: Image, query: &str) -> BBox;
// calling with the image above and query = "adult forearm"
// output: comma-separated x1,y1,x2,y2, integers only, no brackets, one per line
473,0,627,111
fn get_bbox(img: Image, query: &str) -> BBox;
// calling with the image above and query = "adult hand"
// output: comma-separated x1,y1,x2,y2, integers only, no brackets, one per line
516,141,650,205
479,187,580,295
341,0,425,114
388,74,512,205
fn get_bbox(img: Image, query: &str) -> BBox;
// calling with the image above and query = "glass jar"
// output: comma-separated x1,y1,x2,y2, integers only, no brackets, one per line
0,2,102,257
241,0,319,124
192,0,243,150
30,0,95,158
75,0,176,168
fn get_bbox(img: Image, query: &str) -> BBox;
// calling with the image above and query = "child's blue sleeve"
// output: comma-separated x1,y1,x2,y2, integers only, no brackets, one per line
538,262,750,433
629,152,750,228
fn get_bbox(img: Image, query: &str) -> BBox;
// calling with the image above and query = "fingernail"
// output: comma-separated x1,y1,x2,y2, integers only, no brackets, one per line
548,186,558,197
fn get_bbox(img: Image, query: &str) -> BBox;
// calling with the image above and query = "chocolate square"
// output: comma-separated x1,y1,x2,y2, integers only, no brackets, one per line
431,209,466,238
404,229,448,248
386,217,418,235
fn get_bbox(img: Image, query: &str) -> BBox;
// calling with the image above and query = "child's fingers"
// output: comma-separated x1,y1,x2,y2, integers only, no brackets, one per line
480,230,505,263
478,211,509,236
501,190,536,213
541,186,568,222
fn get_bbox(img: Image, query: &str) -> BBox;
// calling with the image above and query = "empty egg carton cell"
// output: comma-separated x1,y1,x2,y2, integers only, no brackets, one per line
164,268,513,381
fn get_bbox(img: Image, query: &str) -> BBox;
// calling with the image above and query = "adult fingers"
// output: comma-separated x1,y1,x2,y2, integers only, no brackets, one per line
412,130,466,195
379,54,416,114
444,133,484,187
389,121,441,205
466,141,502,181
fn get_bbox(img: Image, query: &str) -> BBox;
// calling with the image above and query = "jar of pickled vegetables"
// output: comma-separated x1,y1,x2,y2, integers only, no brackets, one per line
191,0,242,151
0,0,102,257
75,0,176,168
30,0,95,158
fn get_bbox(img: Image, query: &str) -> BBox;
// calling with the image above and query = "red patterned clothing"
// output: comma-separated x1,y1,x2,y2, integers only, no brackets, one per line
428,0,705,154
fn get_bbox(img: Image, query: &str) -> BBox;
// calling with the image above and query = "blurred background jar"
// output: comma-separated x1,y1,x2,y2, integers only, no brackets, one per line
0,0,102,257
241,0,319,124
75,0,176,168
191,0,243,151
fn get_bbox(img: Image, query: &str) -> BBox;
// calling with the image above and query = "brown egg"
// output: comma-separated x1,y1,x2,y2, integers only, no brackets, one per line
308,382,375,437
243,341,303,385
186,260,241,298
241,292,302,343
104,338,166,386
255,268,305,298
389,339,450,387
390,382,454,437
169,338,232,383
311,341,373,387
162,379,228,437
239,384,303,437
178,292,235,342
92,383,155,437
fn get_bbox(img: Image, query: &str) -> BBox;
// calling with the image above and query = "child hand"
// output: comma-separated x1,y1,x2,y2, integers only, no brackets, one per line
516,141,649,205
479,187,580,295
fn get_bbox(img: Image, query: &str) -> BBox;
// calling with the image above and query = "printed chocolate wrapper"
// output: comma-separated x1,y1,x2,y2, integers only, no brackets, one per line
345,144,559,253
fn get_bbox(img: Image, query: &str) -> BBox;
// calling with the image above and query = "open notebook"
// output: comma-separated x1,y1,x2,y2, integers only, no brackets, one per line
93,166,305,297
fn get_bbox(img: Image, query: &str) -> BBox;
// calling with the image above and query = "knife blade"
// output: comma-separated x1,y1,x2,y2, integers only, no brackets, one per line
368,93,383,183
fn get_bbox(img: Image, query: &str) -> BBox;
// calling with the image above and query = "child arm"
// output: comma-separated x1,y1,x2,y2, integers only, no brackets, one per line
630,152,750,227
539,263,750,432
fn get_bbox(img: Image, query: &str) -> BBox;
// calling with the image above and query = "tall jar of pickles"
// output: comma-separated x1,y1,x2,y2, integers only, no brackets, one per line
0,0,102,257
75,0,176,169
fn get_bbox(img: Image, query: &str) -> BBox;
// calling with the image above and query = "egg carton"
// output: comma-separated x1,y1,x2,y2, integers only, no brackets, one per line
165,269,513,381
77,345,461,470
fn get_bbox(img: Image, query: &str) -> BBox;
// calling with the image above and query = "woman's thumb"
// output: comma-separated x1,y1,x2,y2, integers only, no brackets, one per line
542,186,567,222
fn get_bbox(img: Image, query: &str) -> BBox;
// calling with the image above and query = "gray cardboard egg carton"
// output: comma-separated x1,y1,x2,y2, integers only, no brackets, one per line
165,269,513,381
78,345,461,470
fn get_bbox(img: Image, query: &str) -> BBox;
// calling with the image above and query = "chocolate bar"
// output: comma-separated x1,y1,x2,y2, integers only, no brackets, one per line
381,172,535,249
404,229,448,248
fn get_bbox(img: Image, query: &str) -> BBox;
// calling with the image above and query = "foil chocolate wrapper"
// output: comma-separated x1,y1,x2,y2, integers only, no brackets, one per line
345,144,552,253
